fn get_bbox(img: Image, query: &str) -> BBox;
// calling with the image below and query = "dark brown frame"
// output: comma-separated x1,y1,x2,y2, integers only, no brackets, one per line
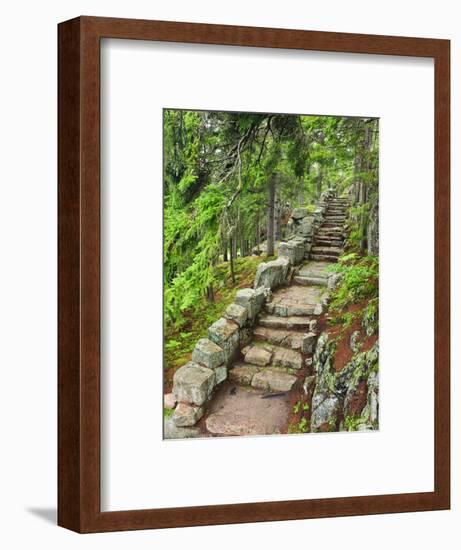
58,16,450,533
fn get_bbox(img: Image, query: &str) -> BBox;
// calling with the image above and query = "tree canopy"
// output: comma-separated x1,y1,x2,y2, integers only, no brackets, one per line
164,109,378,325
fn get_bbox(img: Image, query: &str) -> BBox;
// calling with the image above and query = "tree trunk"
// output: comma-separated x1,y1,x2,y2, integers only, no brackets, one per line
229,235,236,283
267,175,276,257
232,232,237,259
240,230,247,257
274,195,282,242
316,165,323,198
206,285,215,302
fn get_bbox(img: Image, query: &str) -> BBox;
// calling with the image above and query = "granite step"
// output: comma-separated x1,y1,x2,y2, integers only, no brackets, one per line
242,343,304,370
310,253,340,262
228,363,298,392
311,246,342,256
258,313,317,330
314,239,343,247
293,275,329,287
253,325,307,350
264,301,316,316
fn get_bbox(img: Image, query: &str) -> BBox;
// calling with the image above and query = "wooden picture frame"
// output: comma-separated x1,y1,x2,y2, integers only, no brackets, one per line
58,16,450,533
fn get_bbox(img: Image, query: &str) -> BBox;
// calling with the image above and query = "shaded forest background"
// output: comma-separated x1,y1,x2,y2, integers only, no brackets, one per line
163,110,379,373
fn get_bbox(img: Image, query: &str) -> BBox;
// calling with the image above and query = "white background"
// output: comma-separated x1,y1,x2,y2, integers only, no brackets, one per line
0,0,459,548
101,40,434,511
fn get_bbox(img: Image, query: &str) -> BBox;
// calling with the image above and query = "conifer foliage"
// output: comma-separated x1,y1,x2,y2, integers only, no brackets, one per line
163,110,379,327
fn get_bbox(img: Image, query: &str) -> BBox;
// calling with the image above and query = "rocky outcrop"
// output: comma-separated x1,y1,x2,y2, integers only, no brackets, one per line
308,333,379,432
309,333,339,431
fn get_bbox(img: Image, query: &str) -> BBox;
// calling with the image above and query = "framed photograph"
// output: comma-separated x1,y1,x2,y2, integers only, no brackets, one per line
58,16,450,532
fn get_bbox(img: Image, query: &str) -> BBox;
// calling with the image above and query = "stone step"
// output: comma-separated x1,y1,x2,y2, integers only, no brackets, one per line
271,345,303,369
316,235,344,241
314,239,343,247
253,325,305,350
294,275,329,287
317,230,344,237
252,368,298,392
228,363,261,386
311,246,342,256
259,313,317,330
264,301,316,316
310,253,340,262
229,363,298,392
263,285,324,317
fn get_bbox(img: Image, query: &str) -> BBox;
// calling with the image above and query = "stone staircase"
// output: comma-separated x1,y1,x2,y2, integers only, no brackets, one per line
224,194,349,401
226,265,332,396
167,192,350,437
310,197,348,262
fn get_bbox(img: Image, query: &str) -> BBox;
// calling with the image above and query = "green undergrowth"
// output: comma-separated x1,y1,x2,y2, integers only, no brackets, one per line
327,253,379,334
164,255,274,373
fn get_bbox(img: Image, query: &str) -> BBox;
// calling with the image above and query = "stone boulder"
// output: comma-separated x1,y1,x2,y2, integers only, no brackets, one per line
208,317,240,365
224,303,248,328
296,217,314,238
163,417,201,439
172,362,215,406
235,288,258,322
172,402,204,427
192,338,225,370
278,240,305,265
253,258,290,290
291,207,310,220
